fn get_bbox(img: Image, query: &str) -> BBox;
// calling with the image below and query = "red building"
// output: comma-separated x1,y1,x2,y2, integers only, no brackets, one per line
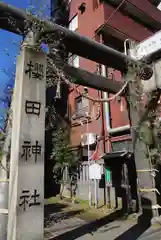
67,0,161,161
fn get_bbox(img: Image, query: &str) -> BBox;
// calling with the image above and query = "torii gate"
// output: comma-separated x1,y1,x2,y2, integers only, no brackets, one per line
0,2,161,240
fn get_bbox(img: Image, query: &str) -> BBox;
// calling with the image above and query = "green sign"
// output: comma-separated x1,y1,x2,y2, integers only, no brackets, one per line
105,168,111,182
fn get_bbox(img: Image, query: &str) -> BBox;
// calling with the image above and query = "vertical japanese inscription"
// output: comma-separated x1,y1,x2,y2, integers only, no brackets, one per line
8,47,46,240
25,100,41,116
20,59,43,163
21,140,42,163
19,57,44,210
25,60,44,80
19,189,41,211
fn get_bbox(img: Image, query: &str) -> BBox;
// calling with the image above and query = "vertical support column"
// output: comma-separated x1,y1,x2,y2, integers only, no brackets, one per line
7,46,46,240
126,69,158,218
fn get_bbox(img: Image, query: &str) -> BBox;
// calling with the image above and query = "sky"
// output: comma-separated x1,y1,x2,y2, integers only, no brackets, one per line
0,0,51,128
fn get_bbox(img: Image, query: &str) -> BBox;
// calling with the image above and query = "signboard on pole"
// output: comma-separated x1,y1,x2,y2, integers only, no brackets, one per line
7,46,46,240
105,168,111,186
105,168,111,182
89,163,101,180
129,30,161,60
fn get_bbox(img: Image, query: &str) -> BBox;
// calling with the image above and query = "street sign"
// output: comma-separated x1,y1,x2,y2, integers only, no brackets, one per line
130,43,161,93
7,46,46,240
130,30,161,60
89,163,101,180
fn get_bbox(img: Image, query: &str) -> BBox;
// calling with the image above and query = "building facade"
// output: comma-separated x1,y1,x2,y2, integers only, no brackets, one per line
68,0,161,158
66,0,161,201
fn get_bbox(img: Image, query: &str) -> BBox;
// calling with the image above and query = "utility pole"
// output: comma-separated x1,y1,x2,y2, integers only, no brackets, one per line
86,117,92,207
83,87,92,208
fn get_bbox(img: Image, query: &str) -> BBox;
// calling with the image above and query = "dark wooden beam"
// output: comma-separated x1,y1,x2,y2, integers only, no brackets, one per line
0,2,136,72
63,64,124,94
0,2,153,75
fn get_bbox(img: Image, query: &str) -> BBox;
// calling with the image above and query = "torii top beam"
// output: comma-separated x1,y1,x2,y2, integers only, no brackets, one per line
0,2,143,73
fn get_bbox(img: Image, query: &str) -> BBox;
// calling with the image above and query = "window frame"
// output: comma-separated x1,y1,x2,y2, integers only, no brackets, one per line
68,54,79,68
75,96,89,118
68,14,78,32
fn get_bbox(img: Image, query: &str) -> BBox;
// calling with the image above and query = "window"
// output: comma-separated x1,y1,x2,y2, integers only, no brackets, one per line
68,15,79,67
75,96,89,118
75,96,83,111
103,33,124,52
68,55,79,68
69,15,78,31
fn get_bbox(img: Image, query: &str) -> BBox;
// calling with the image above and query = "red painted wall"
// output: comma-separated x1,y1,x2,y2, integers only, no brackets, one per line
103,3,152,41
68,0,161,152
129,0,161,24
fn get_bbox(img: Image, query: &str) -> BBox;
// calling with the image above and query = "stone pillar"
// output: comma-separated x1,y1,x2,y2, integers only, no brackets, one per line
126,69,158,218
7,46,46,240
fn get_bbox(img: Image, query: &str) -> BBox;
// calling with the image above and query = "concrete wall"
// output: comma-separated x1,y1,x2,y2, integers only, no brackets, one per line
61,161,117,207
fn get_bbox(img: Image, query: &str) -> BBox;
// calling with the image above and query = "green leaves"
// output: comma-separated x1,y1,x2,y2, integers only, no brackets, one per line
51,127,79,180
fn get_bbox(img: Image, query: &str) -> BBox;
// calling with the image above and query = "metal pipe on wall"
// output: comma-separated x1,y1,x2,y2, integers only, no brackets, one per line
101,37,132,135
100,90,106,153
101,65,130,134
96,31,129,135
102,38,161,135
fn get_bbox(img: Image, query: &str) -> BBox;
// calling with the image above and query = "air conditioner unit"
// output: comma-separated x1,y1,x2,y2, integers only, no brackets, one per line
81,133,97,147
